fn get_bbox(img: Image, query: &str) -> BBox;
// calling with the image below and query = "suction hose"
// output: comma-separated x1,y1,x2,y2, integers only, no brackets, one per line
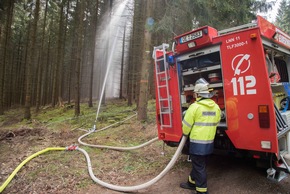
78,132,158,151
77,135,187,192
0,147,66,193
78,113,159,151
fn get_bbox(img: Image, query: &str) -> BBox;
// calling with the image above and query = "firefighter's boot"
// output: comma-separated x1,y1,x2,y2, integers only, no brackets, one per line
180,182,196,190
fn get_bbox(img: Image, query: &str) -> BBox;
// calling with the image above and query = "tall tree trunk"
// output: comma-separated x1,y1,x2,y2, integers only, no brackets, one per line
0,18,3,115
3,0,14,110
137,0,153,121
74,0,84,116
42,24,52,106
119,25,126,99
14,33,23,104
0,0,14,115
127,33,133,106
52,2,64,107
128,0,144,106
68,18,78,105
24,0,40,119
68,37,76,105
21,28,30,106
88,0,99,107
36,0,49,112
58,1,68,107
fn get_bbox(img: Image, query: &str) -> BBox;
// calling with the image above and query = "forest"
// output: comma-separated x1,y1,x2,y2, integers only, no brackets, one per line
0,0,290,120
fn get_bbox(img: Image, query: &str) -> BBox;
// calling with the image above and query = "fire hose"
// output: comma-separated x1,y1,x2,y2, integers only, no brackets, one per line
0,147,66,193
78,136,186,192
0,114,187,193
78,113,159,150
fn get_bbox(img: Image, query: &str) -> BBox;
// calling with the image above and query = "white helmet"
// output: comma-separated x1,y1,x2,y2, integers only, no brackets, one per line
194,78,213,98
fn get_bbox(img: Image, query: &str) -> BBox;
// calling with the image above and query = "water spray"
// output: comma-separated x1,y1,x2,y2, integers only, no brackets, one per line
94,27,120,130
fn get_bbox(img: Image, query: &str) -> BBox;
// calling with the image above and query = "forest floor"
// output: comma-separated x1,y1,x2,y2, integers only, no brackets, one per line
0,99,290,194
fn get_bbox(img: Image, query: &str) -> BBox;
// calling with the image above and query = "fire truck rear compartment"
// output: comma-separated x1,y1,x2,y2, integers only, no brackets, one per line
179,43,290,174
153,16,290,181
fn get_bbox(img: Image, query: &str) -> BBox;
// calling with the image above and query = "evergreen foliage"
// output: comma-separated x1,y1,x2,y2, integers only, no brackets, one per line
276,0,290,34
154,0,273,41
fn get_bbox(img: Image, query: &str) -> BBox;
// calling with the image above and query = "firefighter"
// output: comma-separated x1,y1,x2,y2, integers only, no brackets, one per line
180,78,221,194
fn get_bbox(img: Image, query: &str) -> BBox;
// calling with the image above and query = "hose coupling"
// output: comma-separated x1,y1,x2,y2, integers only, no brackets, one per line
66,144,78,151
90,125,96,132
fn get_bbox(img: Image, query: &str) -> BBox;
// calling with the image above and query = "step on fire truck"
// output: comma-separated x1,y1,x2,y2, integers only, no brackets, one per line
153,16,290,181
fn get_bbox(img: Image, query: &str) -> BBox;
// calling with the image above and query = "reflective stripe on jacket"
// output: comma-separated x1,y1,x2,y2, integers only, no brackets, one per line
182,98,221,155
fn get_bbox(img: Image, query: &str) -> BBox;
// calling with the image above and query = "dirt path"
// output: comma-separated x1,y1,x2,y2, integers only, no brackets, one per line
78,154,290,194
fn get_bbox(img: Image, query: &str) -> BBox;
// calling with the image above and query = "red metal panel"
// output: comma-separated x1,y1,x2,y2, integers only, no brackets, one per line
257,15,290,50
174,26,218,54
154,51,182,142
158,64,182,142
218,28,278,153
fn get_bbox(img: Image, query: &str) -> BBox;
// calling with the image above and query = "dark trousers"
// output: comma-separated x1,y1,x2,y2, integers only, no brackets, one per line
190,154,208,194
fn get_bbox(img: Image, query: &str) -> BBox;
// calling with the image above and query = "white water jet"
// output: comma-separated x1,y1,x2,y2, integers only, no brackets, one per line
95,26,120,123
93,0,133,126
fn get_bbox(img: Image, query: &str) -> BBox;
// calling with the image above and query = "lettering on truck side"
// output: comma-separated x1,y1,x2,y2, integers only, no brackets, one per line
231,54,257,96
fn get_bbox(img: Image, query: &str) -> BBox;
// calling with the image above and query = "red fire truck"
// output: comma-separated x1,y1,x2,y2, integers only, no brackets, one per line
153,15,290,181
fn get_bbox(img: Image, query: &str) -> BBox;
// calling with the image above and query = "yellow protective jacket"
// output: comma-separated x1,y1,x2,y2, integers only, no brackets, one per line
182,98,221,155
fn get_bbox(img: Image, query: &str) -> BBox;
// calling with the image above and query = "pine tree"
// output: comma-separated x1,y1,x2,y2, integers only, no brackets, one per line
276,0,290,34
